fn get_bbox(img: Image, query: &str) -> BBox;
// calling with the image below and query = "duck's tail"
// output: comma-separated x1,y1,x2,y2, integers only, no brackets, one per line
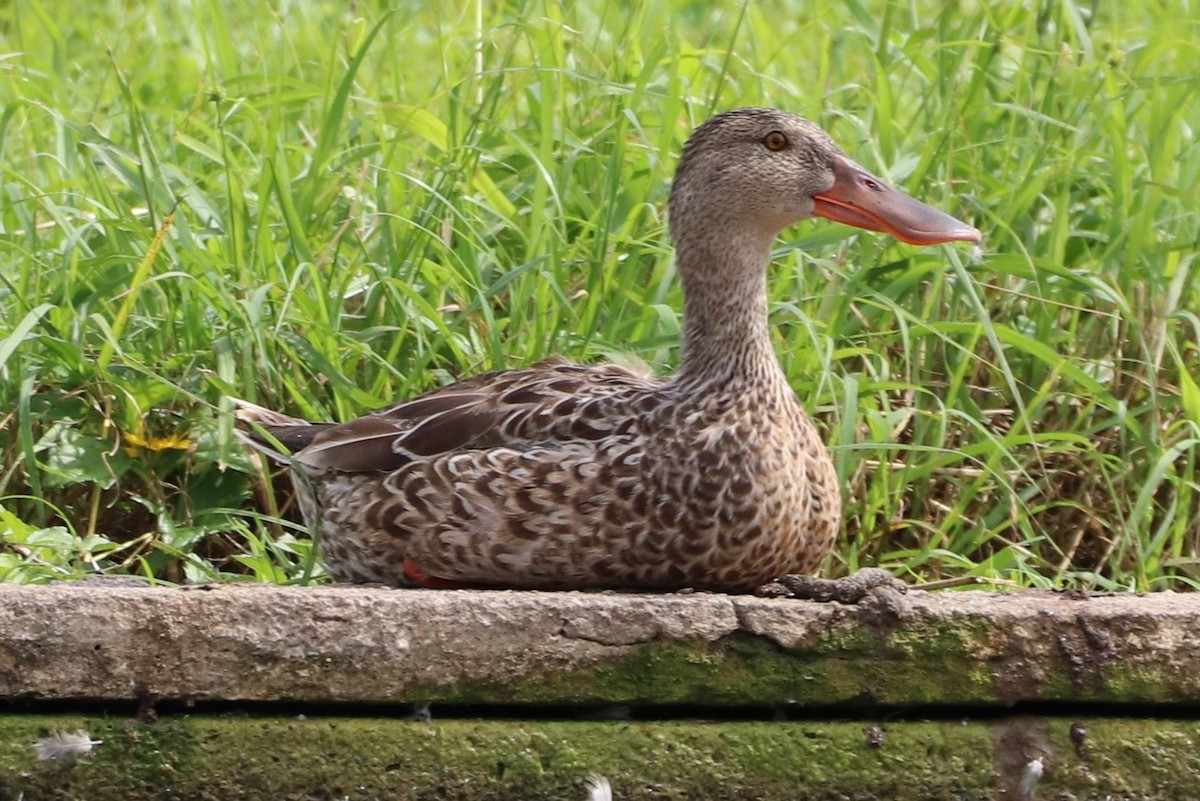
229,398,330,463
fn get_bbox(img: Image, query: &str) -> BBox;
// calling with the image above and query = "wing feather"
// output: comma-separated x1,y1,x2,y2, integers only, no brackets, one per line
236,360,662,473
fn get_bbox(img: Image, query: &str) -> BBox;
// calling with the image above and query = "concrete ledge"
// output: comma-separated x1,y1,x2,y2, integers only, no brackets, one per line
2,585,1198,707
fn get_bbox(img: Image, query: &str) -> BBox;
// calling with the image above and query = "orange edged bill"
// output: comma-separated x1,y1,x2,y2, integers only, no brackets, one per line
813,154,981,246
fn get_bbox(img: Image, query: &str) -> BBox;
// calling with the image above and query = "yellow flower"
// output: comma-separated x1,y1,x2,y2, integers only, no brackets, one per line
123,429,192,456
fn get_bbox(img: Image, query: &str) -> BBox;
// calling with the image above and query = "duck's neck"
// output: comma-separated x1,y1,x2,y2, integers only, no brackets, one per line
674,230,785,388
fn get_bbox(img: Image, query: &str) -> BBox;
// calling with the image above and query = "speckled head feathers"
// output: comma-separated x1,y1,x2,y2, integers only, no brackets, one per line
668,108,846,241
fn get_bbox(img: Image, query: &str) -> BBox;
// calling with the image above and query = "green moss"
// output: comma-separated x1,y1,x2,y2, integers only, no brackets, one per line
416,618,1006,708
1092,663,1200,704
1045,718,1200,798
464,614,1194,709
7,714,1200,800
0,715,994,801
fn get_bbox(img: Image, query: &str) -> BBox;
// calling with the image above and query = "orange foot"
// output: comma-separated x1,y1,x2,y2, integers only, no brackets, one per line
403,557,472,589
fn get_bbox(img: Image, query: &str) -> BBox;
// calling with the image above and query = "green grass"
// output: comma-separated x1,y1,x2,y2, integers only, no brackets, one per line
0,0,1197,589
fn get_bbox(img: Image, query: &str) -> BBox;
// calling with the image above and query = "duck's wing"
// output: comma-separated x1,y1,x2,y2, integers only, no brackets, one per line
234,357,661,473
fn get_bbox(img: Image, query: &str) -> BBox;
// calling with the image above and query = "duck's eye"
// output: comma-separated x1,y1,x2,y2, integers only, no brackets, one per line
763,131,789,151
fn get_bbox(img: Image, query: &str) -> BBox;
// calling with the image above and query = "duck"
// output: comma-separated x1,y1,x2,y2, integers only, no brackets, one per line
235,108,980,594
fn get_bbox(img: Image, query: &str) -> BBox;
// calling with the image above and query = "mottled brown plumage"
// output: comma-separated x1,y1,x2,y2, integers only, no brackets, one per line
236,108,980,592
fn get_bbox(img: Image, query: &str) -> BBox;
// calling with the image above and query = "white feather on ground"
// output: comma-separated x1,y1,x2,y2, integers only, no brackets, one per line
1018,756,1044,800
33,730,102,763
585,774,613,801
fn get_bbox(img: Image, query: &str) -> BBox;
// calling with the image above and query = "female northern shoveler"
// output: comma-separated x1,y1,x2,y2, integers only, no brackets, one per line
236,108,980,595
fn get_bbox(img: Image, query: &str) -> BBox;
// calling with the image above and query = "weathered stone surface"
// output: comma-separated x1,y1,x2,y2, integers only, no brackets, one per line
2,714,1199,801
1,585,1199,706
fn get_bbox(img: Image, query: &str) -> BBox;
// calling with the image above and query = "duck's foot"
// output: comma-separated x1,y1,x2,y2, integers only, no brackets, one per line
761,568,907,604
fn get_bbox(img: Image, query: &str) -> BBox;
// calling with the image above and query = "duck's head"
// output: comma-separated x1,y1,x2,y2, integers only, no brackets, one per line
668,108,981,249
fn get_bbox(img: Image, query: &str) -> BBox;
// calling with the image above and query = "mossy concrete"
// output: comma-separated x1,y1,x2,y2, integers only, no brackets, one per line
4,586,1200,799
2,715,1199,800
2,585,1200,707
